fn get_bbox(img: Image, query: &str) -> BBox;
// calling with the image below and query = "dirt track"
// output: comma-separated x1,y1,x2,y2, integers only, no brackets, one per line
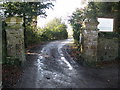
14,39,119,88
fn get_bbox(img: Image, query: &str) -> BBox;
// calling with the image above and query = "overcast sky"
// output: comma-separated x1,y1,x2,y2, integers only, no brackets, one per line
37,0,88,28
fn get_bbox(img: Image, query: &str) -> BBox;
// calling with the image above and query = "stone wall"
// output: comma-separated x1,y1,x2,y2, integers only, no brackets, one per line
0,17,2,64
81,18,119,64
97,33,119,61
81,31,119,63
0,17,2,89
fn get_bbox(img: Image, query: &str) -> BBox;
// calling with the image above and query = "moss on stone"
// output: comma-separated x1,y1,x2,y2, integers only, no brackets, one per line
5,17,23,24
6,25,24,29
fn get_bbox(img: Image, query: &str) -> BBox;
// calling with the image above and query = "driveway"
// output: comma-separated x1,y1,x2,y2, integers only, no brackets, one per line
14,39,119,88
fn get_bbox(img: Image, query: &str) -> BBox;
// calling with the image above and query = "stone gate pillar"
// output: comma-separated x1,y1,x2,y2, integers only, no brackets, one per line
0,16,2,89
5,17,26,64
81,18,99,65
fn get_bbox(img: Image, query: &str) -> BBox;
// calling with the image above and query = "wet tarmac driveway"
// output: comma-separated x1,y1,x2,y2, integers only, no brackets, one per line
15,39,119,88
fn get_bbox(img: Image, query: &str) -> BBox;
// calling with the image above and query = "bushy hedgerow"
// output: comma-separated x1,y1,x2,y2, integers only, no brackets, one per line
25,18,68,47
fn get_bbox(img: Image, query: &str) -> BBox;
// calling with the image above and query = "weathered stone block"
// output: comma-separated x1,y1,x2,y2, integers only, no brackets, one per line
98,37,119,61
5,17,23,26
81,18,119,66
5,17,26,64
82,30,98,63
0,18,2,64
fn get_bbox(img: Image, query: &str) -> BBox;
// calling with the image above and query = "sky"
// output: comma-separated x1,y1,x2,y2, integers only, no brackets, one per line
37,0,88,28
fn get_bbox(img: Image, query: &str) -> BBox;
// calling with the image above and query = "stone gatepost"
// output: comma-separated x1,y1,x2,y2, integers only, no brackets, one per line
5,17,26,65
0,16,2,89
81,18,99,65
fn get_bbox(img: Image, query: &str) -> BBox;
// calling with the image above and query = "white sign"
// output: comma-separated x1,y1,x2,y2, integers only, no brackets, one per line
97,18,114,32
88,0,120,2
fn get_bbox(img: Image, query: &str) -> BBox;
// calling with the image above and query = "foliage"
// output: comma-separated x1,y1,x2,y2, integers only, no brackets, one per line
69,2,120,43
69,9,84,43
86,2,120,32
2,1,54,48
2,2,53,17
43,18,68,40
25,25,42,46
25,18,68,46
2,1,54,30
1,1,54,28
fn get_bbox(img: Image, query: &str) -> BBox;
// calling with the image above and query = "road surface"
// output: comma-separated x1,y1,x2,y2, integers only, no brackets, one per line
15,39,119,88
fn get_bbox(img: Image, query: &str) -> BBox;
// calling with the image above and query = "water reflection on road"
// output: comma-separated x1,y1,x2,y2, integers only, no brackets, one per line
15,39,118,88
35,39,79,88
